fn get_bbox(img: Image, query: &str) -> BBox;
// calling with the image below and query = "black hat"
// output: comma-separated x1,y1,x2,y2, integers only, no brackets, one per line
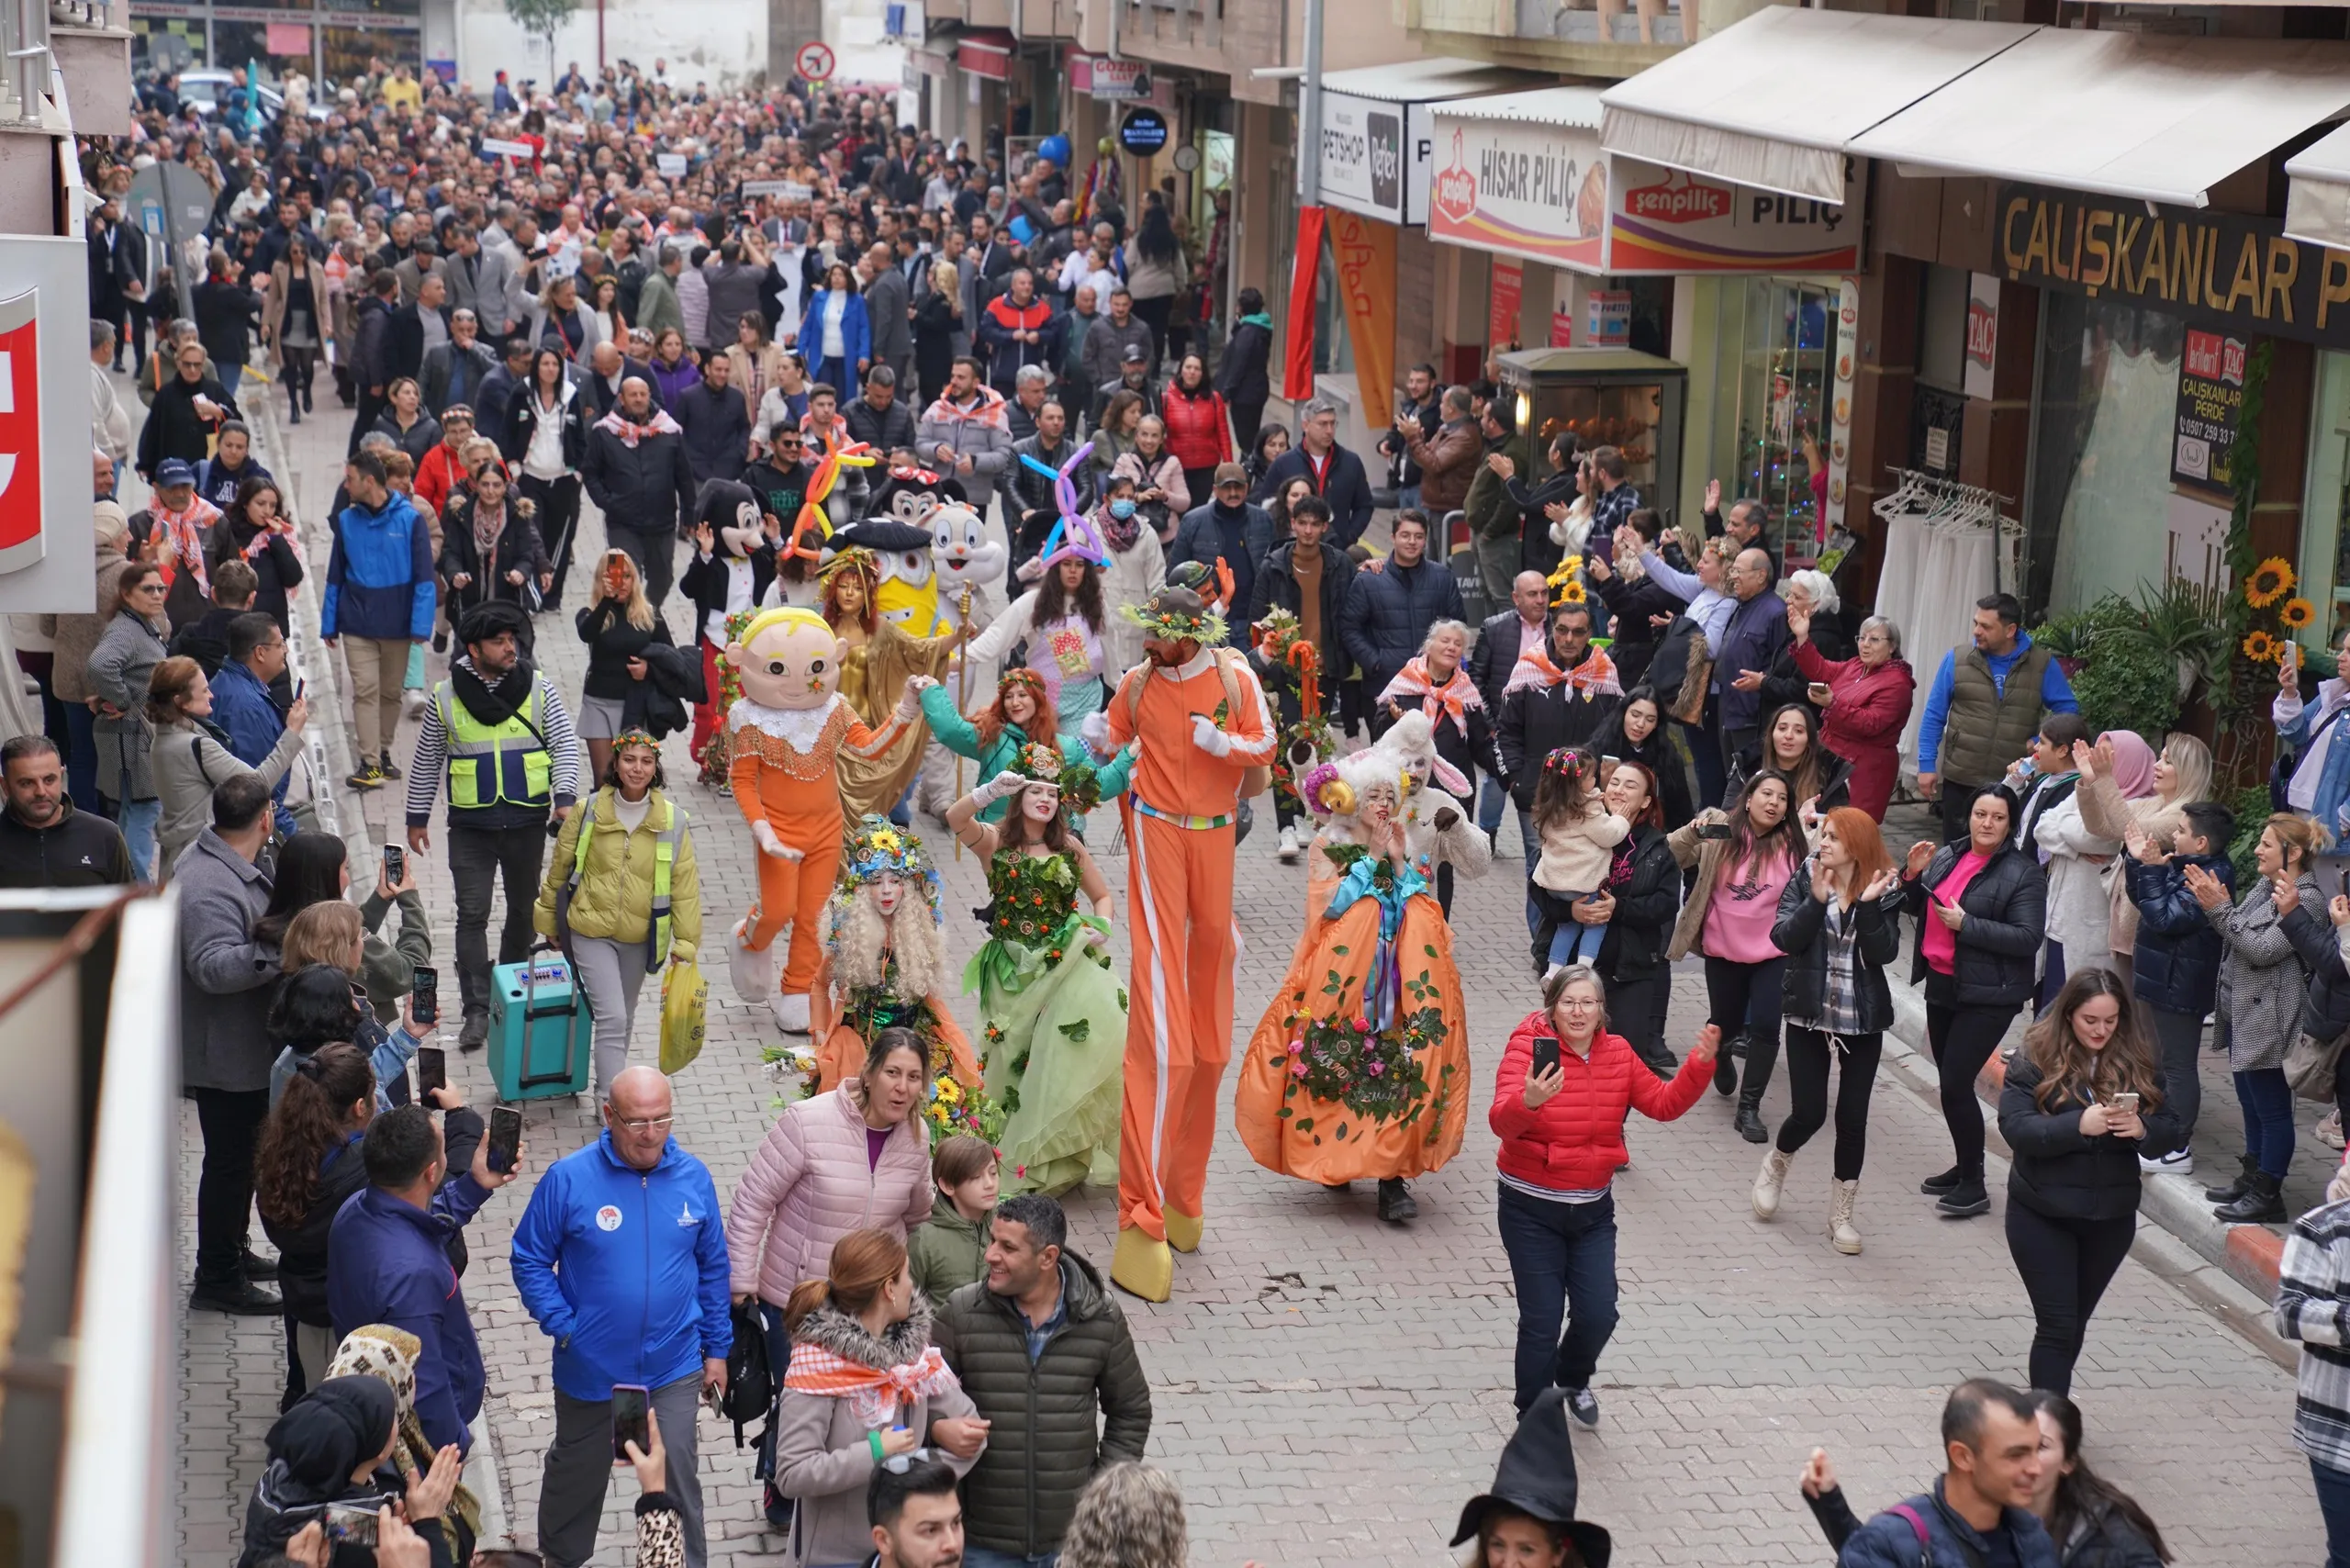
264,1375,397,1494
457,598,532,650
835,518,933,553
1449,1389,1612,1567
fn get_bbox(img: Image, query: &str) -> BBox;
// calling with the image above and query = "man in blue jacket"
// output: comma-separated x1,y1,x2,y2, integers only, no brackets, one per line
512,1066,733,1568
1836,1380,2057,1567
327,1100,524,1455
211,612,297,838
321,448,435,791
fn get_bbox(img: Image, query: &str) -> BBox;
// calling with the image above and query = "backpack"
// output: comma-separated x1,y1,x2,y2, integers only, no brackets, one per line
1124,646,1270,799
722,1297,775,1450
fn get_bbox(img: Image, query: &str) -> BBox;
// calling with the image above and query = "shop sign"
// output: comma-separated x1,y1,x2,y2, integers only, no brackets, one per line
1550,309,1574,348
0,238,99,611
1490,260,1523,351
1998,182,2350,352
1584,288,1630,347
1604,155,1863,275
1826,278,1859,543
1119,108,1169,157
881,2,923,41
2172,328,2249,492
1964,273,1998,402
1316,92,1407,226
1087,58,1147,100
1427,117,1606,273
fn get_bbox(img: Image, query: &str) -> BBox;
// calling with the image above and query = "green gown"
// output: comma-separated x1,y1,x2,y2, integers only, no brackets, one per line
965,846,1126,1195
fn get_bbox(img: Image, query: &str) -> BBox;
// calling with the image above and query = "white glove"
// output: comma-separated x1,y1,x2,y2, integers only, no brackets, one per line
1016,554,1046,583
1084,923,1109,948
1190,713,1233,758
1080,710,1112,758
895,685,924,722
972,769,1027,809
752,820,803,861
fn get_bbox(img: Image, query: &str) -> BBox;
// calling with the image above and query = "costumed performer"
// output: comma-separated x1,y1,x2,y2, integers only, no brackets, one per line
796,815,987,1132
1101,583,1275,1301
681,479,779,777
1235,744,1471,1224
722,605,924,1036
920,666,1133,835
946,745,1127,1197
813,543,961,822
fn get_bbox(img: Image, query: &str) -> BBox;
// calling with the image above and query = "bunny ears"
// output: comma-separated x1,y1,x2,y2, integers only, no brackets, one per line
1019,440,1112,573
786,435,878,563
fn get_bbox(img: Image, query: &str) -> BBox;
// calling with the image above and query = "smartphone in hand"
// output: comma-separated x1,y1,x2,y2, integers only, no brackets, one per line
411,963,439,1026
416,1045,446,1103
610,1383,652,1464
1532,1036,1562,1079
487,1105,523,1174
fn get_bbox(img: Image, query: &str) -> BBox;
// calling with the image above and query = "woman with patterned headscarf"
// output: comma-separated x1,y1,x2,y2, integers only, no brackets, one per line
946,745,1126,1194
319,1326,478,1565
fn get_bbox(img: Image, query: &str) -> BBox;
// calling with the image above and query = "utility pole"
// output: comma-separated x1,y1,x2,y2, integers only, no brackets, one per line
1300,0,1324,208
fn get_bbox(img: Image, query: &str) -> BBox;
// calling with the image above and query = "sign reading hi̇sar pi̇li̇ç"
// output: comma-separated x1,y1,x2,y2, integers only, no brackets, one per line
1998,182,2350,351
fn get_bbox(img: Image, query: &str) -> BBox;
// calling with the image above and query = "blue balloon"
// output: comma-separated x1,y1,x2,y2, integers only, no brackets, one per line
1039,134,1072,169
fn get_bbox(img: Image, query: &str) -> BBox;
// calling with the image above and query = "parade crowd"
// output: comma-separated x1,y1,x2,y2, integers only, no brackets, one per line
22,44,2350,1568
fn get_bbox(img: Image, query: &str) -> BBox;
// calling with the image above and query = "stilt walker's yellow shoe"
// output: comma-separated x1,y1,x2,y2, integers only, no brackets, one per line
1110,1226,1172,1302
1163,1208,1203,1254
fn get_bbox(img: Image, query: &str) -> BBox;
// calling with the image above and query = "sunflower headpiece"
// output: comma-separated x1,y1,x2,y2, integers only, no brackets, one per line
1117,584,1227,648
835,813,944,920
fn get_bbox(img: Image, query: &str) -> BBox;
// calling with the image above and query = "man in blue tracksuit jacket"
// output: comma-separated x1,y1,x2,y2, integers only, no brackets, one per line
328,1099,520,1456
1836,1381,2060,1568
320,447,436,786
511,1067,733,1568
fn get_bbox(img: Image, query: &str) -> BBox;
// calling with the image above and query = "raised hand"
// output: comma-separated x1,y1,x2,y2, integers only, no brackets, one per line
1690,1023,1722,1063
1706,477,1722,514
1786,604,1810,643
2070,739,2098,783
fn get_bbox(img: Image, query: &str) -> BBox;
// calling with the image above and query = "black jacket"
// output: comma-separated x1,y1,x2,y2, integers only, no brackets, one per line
1904,842,2048,1009
260,1130,370,1327
1585,711,1694,830
192,277,261,374
1591,569,1688,689
1595,823,1680,981
1467,608,1539,712
501,379,588,472
2281,904,2350,1047
350,295,397,391
844,394,920,455
581,420,697,536
1248,539,1357,686
1339,557,1464,701
1726,738,1853,813
438,497,552,619
1214,318,1271,409
0,799,132,888
1508,471,1583,582
1772,869,1903,1034
680,543,778,644
1496,670,1622,811
2125,852,2231,1017
1999,1054,2182,1221
387,300,450,383
1255,444,1376,547
931,1253,1151,1558
138,374,241,476
576,598,678,702
677,381,752,487
207,514,306,633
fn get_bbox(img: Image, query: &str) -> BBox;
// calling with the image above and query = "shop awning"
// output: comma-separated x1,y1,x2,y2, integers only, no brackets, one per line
1599,8,2034,204
955,30,1014,81
1316,57,1545,104
2286,122,2350,248
1303,58,1553,227
1851,30,2350,207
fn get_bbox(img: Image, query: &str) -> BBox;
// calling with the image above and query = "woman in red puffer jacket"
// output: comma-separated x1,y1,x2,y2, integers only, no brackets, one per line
1490,964,1718,1428
1158,353,1235,507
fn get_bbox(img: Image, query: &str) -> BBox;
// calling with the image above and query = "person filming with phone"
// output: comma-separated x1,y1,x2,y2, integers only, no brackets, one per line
1488,964,1719,1427
510,1065,733,1568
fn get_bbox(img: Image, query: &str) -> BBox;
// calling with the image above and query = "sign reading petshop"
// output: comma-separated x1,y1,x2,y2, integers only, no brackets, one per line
1426,115,1606,273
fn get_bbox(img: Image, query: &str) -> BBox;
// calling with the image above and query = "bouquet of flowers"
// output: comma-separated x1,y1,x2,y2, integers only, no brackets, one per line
1273,989,1445,1129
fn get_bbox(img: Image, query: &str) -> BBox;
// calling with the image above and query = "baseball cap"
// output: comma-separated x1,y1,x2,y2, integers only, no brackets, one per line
1120,344,1148,364
1214,462,1248,488
154,458,196,488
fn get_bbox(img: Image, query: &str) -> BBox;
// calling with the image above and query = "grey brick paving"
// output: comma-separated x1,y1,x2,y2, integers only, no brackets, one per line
166,384,2324,1564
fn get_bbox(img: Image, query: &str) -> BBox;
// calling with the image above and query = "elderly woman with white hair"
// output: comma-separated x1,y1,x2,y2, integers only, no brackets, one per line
1789,598,1917,822
1759,566,1854,714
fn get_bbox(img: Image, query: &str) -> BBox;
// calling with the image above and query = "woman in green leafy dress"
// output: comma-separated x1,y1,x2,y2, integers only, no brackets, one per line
945,744,1126,1195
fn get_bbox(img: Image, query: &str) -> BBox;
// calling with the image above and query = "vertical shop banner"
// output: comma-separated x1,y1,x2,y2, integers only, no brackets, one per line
1489,260,1522,354
1963,274,1999,402
1327,212,1398,430
2173,329,2248,491
1285,206,1327,402
1826,279,1860,546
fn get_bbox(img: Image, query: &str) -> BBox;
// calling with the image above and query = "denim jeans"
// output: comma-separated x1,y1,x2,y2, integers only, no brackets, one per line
2147,1005,2204,1148
2238,1067,2297,1178
2313,1455,2350,1568
1515,805,1541,943
1496,1184,1618,1414
118,795,159,881
1478,774,1507,837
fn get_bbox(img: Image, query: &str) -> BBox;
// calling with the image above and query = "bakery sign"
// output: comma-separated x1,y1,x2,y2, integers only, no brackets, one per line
0,239,95,611
1605,155,1865,275
1426,115,1606,273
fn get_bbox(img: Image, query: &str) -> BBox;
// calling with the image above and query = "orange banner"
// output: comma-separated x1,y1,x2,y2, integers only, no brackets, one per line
1327,210,1397,431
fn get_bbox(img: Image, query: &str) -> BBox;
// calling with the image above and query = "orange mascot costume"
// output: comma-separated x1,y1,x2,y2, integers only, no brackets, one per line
1102,585,1274,1301
722,606,919,1035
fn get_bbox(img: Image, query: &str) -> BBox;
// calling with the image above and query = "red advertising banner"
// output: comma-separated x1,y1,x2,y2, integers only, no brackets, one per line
1327,210,1396,430
1284,206,1326,403
1488,260,1522,353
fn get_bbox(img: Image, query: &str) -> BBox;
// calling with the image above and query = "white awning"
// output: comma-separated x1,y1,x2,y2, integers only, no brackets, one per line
1431,84,1606,129
2288,121,2350,248
1599,8,2035,203
1852,30,2350,207
1316,57,1545,104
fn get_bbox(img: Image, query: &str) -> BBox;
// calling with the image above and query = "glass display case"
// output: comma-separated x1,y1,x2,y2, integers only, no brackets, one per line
1494,347,1687,524
1730,277,1834,560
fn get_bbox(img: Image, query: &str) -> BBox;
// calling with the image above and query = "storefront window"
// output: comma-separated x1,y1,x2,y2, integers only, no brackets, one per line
131,13,204,71
1726,277,1834,552
2021,293,2184,618
320,20,416,80
210,19,312,81
2298,351,2350,653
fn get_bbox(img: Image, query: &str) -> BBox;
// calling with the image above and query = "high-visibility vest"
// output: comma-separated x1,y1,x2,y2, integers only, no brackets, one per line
567,793,686,959
439,682,553,811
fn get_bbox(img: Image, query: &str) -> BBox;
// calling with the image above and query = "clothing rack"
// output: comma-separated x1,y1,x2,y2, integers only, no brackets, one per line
1874,467,2021,595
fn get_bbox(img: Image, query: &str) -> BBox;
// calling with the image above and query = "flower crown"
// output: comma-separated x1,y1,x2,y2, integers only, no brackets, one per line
836,813,943,917
998,667,1048,707
1117,597,1228,646
817,545,879,588
1009,742,1102,816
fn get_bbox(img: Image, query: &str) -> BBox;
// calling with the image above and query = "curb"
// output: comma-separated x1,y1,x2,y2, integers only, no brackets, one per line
1879,978,2294,1371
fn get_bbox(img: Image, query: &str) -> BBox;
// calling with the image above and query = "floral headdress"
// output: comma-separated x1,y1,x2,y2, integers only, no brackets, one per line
1116,584,1227,647
817,544,879,589
997,667,1048,709
1008,740,1102,816
834,813,943,923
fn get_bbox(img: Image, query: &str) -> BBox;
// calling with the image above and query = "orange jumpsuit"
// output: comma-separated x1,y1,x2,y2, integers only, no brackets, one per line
727,697,907,996
1102,650,1274,1245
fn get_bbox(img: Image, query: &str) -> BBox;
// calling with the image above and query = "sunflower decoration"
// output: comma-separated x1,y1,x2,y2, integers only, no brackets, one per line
1558,578,1588,606
834,813,945,924
2283,597,2319,631
2243,629,2282,664
2246,557,2297,609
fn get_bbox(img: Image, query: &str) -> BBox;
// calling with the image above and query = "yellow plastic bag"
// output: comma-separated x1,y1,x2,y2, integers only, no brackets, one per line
659,958,709,1075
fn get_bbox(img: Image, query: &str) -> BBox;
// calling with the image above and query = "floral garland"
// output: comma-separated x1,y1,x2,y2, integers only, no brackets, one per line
1272,990,1444,1127
698,607,763,787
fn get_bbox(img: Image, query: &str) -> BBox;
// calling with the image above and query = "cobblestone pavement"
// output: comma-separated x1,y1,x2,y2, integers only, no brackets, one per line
171,380,2325,1565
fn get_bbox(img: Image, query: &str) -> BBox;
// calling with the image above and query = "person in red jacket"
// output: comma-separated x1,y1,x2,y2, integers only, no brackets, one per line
1491,964,1718,1426
1789,599,1915,823
1159,353,1234,509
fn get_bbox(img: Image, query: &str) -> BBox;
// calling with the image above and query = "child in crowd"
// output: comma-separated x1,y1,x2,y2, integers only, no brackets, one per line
908,1133,999,1306
2123,801,2233,1182
1528,746,1628,974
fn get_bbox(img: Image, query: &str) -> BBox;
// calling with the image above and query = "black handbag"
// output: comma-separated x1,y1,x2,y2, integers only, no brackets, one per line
722,1297,775,1450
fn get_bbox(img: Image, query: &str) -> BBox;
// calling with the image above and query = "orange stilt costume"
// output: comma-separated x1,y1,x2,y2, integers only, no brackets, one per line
721,607,915,1035
1101,586,1274,1302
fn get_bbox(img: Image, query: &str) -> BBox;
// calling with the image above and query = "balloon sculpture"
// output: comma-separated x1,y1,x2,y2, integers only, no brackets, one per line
1019,441,1113,574
784,435,878,566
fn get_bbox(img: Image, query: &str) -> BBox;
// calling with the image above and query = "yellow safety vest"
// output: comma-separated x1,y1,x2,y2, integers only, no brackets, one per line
440,682,553,812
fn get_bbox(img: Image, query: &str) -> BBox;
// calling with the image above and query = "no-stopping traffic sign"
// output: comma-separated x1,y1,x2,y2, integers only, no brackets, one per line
795,40,835,82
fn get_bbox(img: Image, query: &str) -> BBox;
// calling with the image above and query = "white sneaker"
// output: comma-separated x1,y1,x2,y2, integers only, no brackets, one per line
2322,1110,2346,1151
2139,1148,2195,1177
1277,825,1301,863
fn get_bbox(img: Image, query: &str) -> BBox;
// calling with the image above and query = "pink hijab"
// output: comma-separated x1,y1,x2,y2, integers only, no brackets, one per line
2100,731,2157,799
